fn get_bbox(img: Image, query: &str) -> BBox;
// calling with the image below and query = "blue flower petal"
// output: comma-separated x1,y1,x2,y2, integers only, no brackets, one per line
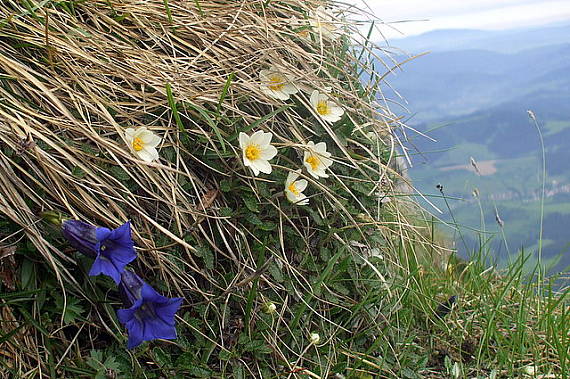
107,221,133,246
89,256,121,284
117,298,142,324
95,227,112,242
117,273,183,349
155,298,183,324
61,220,98,258
90,222,136,282
141,283,166,303
125,318,145,349
146,317,177,340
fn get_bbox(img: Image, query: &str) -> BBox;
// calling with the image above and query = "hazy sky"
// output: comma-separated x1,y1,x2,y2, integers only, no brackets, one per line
354,0,570,40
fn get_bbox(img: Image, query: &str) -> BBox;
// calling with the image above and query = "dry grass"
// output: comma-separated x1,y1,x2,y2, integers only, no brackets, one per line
0,0,451,377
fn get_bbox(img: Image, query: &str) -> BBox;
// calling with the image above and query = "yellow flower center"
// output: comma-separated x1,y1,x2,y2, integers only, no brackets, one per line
245,144,261,161
132,137,144,151
268,75,285,91
316,100,330,115
306,155,320,171
288,182,300,196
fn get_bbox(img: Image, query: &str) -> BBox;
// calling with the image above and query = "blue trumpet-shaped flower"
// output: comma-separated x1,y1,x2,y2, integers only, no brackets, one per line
117,270,183,349
62,220,136,284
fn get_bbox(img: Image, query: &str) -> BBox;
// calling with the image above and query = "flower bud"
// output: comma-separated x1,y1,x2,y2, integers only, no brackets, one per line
309,332,320,344
261,302,277,315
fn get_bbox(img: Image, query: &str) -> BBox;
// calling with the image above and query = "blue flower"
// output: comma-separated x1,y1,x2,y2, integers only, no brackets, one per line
117,270,183,349
62,220,136,284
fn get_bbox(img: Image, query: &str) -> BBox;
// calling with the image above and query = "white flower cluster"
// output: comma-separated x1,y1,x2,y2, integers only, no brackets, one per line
122,6,349,211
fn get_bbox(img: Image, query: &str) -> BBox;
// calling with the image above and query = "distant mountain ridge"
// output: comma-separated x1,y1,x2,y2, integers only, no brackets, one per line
384,23,570,53
385,43,570,122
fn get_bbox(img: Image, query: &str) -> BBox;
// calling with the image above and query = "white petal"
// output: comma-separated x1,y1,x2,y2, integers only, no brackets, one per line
148,135,162,148
239,132,249,149
270,90,290,100
137,147,158,162
310,90,319,107
286,171,299,185
296,179,308,192
259,70,270,79
305,166,320,179
249,130,265,144
125,128,136,139
253,159,272,174
256,131,273,146
320,157,333,169
249,164,260,176
260,145,277,160
286,190,297,203
296,194,309,205
314,142,327,152
318,93,329,103
283,84,299,95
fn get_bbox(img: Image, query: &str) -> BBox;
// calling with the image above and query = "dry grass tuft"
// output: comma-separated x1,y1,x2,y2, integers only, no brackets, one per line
0,0,445,376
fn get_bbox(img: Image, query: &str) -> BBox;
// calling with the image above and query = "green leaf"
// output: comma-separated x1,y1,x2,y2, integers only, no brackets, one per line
20,259,35,290
153,347,171,368
244,213,262,226
109,166,130,181
260,222,276,231
72,166,86,178
166,82,184,131
185,102,226,152
243,196,259,213
195,246,214,270
55,296,85,324
219,179,232,192
217,73,235,115
220,207,233,217
218,349,232,361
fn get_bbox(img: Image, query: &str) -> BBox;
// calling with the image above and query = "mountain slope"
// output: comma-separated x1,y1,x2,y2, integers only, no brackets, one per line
386,43,570,122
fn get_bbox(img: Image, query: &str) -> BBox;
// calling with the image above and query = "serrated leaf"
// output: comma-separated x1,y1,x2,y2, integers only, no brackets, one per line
268,262,283,282
218,349,232,361
72,166,86,178
244,213,262,226
219,180,232,192
109,166,130,181
220,207,233,217
153,347,171,368
243,196,259,213
195,246,214,270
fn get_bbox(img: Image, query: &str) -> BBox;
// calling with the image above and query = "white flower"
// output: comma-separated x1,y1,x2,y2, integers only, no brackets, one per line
259,67,298,100
125,127,161,162
309,332,320,344
239,131,278,176
303,141,333,179
309,6,341,40
310,90,344,123
285,171,309,205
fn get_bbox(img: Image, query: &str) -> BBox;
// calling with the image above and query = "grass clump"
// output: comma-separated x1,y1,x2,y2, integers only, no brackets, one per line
0,1,568,378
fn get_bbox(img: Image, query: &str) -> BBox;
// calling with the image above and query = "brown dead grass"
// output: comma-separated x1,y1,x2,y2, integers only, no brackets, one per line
0,0,444,376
